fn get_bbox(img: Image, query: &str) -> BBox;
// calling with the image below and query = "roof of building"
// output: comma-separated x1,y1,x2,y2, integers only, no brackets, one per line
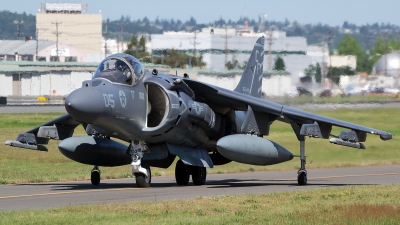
194,68,290,76
0,40,56,55
0,67,49,73
0,61,98,67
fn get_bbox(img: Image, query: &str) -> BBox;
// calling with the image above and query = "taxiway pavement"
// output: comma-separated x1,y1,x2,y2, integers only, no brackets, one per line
0,165,399,211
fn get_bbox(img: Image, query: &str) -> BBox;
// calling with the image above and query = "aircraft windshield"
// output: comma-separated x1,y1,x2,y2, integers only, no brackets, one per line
93,54,144,86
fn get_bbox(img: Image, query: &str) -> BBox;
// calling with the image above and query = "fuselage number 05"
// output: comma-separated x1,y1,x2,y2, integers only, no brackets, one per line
103,94,115,108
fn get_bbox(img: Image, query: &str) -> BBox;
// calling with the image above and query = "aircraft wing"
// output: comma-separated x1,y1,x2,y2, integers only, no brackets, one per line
184,79,393,142
5,114,83,151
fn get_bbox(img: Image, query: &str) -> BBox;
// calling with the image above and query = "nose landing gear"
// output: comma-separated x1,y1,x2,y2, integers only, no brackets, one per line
130,140,152,188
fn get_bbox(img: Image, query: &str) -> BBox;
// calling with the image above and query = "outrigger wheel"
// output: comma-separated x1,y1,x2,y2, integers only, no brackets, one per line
297,170,307,185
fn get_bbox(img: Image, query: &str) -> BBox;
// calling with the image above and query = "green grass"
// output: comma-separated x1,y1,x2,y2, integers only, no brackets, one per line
1,185,399,224
1,107,400,184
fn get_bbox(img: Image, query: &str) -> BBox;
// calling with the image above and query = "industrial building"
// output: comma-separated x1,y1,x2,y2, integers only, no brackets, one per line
0,40,85,62
373,52,400,76
151,28,312,82
36,3,102,62
0,61,96,96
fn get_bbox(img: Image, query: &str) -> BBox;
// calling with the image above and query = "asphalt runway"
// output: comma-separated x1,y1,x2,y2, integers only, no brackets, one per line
0,165,399,211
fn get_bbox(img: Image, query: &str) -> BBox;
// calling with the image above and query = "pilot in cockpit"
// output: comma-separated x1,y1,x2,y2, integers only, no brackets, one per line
93,54,143,86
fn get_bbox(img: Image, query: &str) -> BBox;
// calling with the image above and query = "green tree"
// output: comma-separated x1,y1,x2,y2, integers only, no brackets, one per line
337,34,366,72
304,64,316,77
330,66,355,85
315,63,322,83
303,63,322,83
273,56,286,71
155,49,205,68
225,59,239,70
125,35,151,62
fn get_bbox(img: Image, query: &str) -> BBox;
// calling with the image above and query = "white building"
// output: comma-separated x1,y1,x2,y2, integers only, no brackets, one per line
151,28,312,82
0,61,95,96
0,40,86,62
36,3,102,62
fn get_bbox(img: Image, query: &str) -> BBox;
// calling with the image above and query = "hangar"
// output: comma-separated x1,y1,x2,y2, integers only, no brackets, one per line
0,61,96,96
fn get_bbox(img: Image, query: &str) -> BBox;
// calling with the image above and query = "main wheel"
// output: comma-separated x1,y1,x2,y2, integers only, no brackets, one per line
135,166,151,188
91,170,100,185
175,159,190,185
192,166,207,185
297,171,307,185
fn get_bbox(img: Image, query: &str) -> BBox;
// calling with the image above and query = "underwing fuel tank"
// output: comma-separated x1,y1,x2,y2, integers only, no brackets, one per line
216,134,294,165
58,136,131,166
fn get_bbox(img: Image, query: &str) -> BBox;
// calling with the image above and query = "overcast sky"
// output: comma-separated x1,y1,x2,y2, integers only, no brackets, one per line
3,0,400,26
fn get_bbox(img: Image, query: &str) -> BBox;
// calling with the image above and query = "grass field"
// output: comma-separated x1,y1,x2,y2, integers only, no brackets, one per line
0,107,399,184
0,185,399,224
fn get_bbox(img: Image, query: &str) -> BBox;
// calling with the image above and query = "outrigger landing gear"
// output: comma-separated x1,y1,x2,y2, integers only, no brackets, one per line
175,159,207,186
91,165,100,185
289,121,308,186
130,140,151,188
297,139,307,185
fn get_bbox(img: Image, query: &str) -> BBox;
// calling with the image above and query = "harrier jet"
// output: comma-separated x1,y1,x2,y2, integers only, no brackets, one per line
5,37,393,187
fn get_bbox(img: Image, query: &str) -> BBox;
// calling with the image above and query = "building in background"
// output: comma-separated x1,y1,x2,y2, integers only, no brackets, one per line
0,40,85,62
151,28,311,82
373,52,400,76
36,3,102,62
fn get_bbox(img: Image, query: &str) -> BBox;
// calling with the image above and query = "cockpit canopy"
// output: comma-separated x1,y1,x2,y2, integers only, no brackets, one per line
93,54,144,86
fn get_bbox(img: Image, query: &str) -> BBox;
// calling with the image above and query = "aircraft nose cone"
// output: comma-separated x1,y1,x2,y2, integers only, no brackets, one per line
65,88,104,123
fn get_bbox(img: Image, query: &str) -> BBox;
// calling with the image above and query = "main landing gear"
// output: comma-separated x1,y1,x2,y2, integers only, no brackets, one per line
290,121,308,186
175,159,207,186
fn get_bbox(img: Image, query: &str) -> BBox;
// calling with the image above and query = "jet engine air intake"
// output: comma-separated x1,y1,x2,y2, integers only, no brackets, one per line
147,84,169,128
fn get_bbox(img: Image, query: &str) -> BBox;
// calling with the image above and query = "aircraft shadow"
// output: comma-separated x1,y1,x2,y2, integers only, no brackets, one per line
14,178,370,191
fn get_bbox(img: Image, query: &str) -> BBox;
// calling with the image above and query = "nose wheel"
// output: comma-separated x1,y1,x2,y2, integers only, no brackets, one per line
134,165,151,188
91,166,100,185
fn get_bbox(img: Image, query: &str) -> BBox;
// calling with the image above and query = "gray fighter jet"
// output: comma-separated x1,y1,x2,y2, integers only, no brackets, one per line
5,37,393,187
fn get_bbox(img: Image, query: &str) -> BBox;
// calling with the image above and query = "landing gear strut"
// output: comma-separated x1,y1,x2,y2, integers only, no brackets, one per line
290,121,308,186
297,139,307,185
91,165,100,185
175,159,207,186
130,140,151,188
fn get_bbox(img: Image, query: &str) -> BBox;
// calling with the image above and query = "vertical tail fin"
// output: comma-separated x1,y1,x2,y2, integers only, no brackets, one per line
233,36,265,98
